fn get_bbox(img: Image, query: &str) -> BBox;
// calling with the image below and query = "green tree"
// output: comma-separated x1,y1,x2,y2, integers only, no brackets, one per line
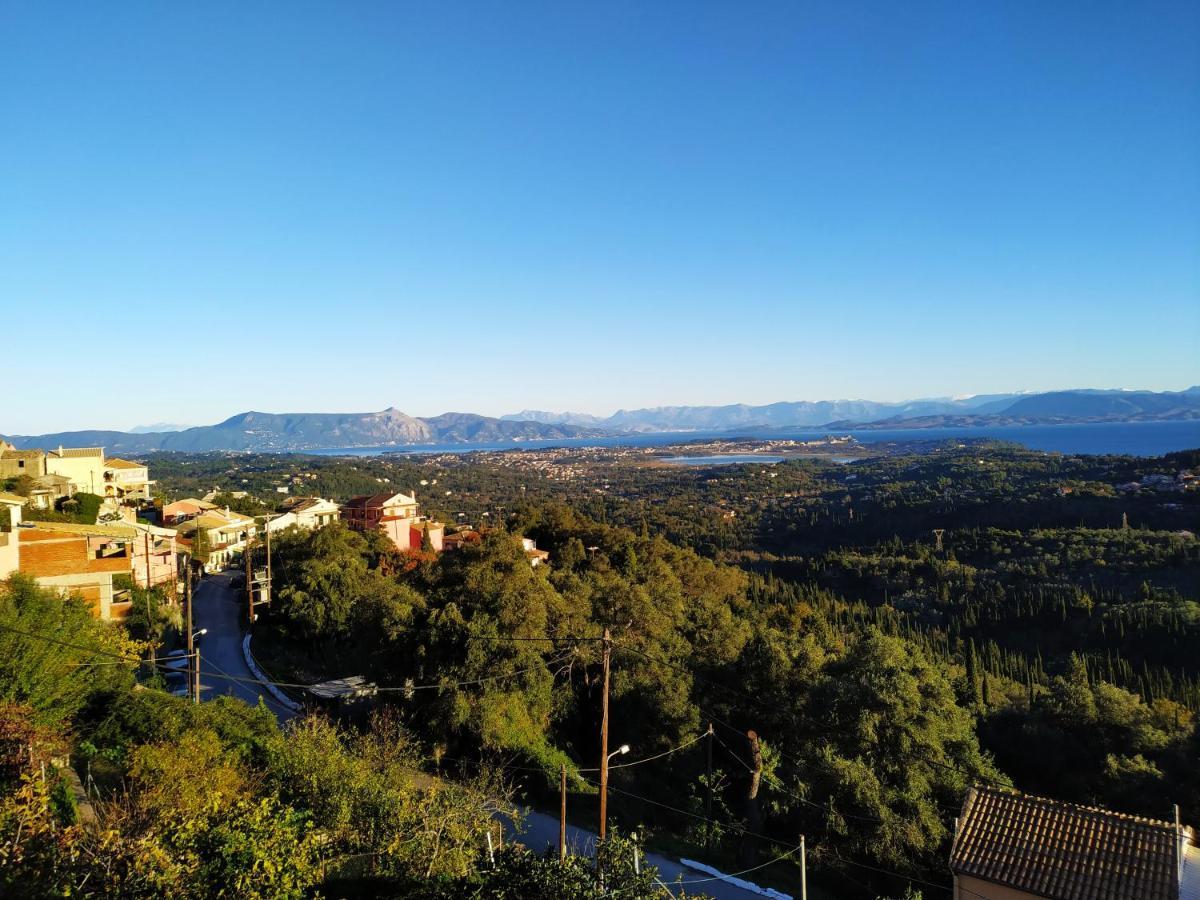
0,575,137,725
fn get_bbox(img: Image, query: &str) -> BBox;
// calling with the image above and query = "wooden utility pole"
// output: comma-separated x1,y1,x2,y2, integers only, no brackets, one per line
143,532,152,590
559,763,568,861
705,722,714,849
598,626,612,843
184,567,196,704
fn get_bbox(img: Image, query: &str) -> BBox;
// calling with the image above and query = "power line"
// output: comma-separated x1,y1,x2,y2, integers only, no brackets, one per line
0,621,578,702
580,732,708,773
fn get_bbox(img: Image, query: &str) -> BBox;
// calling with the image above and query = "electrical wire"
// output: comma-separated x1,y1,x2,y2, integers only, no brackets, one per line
0,621,577,701
0,622,965,898
579,732,708,772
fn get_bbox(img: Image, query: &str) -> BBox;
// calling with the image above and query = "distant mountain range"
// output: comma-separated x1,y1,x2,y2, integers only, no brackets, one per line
4,389,1197,454
3,409,607,454
507,388,1200,434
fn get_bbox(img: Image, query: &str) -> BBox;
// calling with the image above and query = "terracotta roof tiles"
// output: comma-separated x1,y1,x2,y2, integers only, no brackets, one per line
950,787,1184,900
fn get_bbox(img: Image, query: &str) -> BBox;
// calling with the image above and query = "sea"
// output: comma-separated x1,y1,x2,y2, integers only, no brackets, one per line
305,420,1200,460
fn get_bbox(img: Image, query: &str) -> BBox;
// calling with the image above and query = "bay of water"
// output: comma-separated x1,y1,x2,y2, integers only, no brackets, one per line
305,419,1199,459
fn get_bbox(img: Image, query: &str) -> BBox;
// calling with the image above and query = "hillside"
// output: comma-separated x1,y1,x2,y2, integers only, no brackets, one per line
508,389,1200,433
3,408,607,453
836,389,1200,429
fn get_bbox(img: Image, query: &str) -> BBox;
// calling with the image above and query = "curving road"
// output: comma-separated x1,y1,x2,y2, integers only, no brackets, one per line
191,570,793,899
191,571,297,720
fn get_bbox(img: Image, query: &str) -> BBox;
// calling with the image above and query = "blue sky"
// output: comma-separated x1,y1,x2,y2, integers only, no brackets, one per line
1,1,1197,433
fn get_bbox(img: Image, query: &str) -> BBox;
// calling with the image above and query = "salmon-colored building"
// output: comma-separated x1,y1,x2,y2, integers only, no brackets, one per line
341,491,443,552
18,522,136,620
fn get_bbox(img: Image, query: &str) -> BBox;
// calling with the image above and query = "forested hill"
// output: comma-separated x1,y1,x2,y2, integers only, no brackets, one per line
829,388,1200,429
511,388,1200,432
2,408,607,453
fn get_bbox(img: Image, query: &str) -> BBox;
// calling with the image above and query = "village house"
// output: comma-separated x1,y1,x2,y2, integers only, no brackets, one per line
521,536,550,567
45,446,106,495
441,528,482,552
949,786,1199,900
161,497,217,526
17,521,137,620
0,444,46,480
174,508,257,572
341,491,443,552
102,457,154,503
128,521,179,589
28,473,73,509
275,496,340,530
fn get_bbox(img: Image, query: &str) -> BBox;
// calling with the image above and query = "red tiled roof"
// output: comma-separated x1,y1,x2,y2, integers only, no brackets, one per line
950,787,1182,900
342,492,417,511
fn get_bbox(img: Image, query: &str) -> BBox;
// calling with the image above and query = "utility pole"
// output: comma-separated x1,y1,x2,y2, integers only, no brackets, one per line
193,637,201,703
598,626,612,843
245,536,254,624
705,722,714,849
265,515,271,600
559,763,567,861
184,566,196,704
143,532,152,590
800,834,807,900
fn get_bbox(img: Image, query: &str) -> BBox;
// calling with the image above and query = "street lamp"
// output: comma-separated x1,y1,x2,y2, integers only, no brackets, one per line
192,628,207,640
608,744,630,762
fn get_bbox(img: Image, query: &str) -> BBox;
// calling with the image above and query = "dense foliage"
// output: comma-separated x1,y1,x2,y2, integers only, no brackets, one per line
0,577,691,898
139,442,1200,894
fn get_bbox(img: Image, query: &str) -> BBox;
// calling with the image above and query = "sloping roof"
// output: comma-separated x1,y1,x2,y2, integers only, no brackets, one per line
104,458,145,470
0,491,26,506
163,498,217,513
283,497,335,514
950,787,1182,900
23,520,137,539
49,447,104,459
0,449,45,460
192,511,253,530
342,492,417,510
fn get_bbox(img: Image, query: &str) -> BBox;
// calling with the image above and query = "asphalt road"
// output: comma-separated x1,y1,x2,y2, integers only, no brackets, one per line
191,570,786,899
508,807,795,899
191,571,297,719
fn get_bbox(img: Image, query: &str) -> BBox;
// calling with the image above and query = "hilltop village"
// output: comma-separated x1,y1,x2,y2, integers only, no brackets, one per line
0,440,548,621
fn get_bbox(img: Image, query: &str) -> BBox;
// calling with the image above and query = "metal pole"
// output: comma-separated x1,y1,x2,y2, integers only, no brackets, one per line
184,570,195,703
706,722,714,849
598,626,611,843
560,763,568,861
800,834,807,900
265,515,271,604
193,646,201,704
245,536,254,624
144,532,152,589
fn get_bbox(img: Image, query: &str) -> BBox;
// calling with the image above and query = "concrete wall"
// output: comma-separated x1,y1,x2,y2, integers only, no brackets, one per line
0,453,46,479
0,501,21,579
